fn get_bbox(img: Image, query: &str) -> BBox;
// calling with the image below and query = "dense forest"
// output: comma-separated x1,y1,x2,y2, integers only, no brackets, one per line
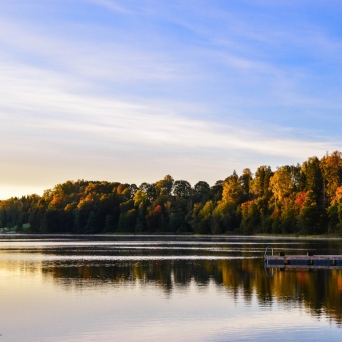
2,151,342,235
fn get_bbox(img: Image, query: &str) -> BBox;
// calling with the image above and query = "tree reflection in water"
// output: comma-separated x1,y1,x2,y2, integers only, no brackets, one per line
42,258,342,324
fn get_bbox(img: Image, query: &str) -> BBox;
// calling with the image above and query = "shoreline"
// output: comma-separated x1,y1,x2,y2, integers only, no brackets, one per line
1,232,342,240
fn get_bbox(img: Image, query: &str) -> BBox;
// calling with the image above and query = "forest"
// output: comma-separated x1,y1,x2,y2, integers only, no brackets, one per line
1,151,342,235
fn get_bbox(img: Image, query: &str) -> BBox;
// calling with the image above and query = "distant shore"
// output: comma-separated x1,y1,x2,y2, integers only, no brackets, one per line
1,231,342,240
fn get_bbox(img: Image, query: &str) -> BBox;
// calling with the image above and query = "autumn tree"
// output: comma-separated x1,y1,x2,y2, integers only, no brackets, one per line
269,166,293,204
222,171,243,204
320,151,342,204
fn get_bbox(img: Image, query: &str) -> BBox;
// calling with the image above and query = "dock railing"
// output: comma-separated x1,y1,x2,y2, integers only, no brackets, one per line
264,246,273,263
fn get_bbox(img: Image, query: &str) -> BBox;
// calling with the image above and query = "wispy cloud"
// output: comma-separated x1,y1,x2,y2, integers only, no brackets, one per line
1,59,340,184
1,1,342,198
84,0,130,13
0,58,337,154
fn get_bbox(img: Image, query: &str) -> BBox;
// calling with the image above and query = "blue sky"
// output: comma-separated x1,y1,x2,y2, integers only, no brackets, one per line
1,0,342,199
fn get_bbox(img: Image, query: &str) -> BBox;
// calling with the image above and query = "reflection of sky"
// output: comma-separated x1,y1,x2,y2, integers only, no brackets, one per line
2,1,342,198
0,269,340,342
0,238,342,341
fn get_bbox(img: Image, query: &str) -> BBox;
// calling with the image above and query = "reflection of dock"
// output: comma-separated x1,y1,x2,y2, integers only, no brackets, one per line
264,246,342,269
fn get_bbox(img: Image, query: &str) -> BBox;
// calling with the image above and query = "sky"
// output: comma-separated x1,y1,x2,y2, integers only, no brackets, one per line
1,0,342,199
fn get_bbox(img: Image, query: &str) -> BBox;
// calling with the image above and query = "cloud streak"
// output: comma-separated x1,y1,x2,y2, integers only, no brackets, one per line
85,0,130,13
1,1,342,198
1,59,339,156
1,59,340,178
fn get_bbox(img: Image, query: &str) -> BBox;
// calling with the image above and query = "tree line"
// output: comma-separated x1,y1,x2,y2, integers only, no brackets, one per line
2,151,342,235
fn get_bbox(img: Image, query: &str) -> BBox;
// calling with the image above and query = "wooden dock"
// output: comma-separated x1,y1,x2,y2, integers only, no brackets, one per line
264,246,342,268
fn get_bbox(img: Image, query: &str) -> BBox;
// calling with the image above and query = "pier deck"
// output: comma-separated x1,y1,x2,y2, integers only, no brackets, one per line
265,255,342,267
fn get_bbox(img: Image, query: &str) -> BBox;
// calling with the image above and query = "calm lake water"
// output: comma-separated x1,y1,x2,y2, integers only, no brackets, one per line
1,235,342,341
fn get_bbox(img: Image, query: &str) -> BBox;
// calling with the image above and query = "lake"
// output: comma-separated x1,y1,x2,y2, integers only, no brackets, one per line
0,235,342,341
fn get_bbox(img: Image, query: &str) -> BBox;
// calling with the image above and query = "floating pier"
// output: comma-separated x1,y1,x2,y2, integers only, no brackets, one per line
264,246,342,269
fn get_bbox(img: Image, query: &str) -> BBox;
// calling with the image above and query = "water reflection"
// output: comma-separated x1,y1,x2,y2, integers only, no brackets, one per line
1,236,342,341
38,259,341,322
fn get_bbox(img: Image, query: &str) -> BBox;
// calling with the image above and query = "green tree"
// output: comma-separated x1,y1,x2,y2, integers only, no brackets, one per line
118,209,137,232
239,168,253,201
298,191,322,234
188,200,214,234
240,200,260,234
301,157,323,206
173,180,192,198
193,181,210,203
84,211,96,234
146,205,163,232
